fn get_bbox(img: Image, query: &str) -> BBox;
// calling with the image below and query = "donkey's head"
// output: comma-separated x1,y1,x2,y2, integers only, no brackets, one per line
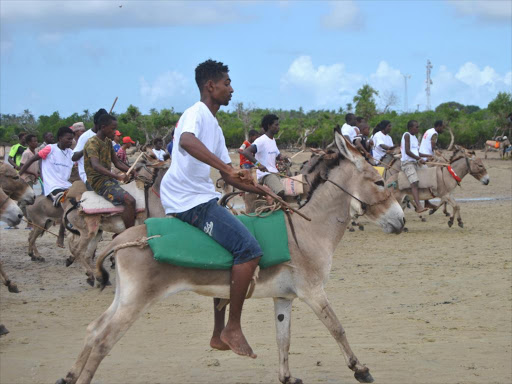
452,147,489,185
0,187,23,227
0,163,36,205
331,128,404,233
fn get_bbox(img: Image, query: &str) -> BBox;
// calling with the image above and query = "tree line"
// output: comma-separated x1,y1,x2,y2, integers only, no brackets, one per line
1,88,510,150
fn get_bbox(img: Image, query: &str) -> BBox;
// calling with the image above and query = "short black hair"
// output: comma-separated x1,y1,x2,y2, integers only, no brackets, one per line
356,116,364,123
345,113,355,123
434,120,443,128
57,126,74,139
153,137,163,145
93,108,108,124
407,120,418,130
195,59,229,90
25,134,37,144
43,131,53,140
97,114,117,129
18,132,27,140
248,129,259,138
261,114,279,132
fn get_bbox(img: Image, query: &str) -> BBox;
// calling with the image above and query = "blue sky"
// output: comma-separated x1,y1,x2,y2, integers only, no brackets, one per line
1,0,510,117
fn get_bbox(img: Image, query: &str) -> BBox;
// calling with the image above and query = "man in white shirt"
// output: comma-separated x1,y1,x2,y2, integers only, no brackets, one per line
341,113,359,144
160,59,273,359
20,126,74,207
400,120,430,213
419,120,444,160
241,114,286,197
372,120,397,163
151,137,170,161
72,108,108,184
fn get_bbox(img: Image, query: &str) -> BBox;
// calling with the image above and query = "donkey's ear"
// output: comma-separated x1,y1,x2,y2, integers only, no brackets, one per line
334,127,359,163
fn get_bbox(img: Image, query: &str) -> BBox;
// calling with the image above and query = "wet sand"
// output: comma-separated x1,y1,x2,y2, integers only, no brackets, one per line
0,150,511,384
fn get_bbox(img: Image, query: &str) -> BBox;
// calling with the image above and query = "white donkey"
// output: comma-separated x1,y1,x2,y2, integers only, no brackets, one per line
56,131,404,384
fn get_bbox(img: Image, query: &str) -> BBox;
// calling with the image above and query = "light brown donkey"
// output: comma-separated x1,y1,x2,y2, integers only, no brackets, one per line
56,131,405,384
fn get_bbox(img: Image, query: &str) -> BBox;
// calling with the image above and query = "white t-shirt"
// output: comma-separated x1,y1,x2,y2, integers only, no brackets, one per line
341,123,358,144
152,148,166,161
401,132,420,163
373,131,394,161
419,127,437,159
253,134,280,180
73,129,96,183
160,101,231,214
38,144,73,196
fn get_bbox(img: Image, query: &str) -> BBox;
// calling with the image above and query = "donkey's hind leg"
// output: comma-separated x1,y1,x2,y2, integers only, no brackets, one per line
57,286,121,384
301,290,373,383
274,298,302,384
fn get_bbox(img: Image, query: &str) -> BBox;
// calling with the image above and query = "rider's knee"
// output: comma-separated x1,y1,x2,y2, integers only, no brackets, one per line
124,194,136,206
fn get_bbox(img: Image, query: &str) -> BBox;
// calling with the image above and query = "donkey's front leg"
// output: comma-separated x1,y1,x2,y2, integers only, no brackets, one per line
274,298,302,384
302,291,373,383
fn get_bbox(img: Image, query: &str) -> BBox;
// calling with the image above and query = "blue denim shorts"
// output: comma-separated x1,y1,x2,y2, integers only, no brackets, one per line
241,163,255,169
174,198,262,265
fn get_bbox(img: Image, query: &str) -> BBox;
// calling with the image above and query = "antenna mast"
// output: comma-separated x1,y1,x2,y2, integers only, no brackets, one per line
426,60,433,111
402,73,411,112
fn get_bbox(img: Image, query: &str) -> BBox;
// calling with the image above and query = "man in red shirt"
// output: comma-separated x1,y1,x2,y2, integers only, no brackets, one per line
238,129,260,169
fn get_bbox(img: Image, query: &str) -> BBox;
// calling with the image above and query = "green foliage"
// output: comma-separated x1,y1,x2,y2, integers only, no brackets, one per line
353,84,379,121
1,92,510,149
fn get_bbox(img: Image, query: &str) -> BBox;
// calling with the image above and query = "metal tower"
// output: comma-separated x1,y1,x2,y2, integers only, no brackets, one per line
402,73,411,112
426,60,433,111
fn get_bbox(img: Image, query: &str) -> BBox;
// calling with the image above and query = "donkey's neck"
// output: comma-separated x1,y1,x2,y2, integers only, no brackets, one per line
298,172,353,256
451,157,470,180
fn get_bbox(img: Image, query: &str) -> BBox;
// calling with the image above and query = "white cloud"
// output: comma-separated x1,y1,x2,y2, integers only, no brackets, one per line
448,0,512,22
0,1,247,33
413,62,511,109
140,71,190,107
281,56,363,108
322,0,364,30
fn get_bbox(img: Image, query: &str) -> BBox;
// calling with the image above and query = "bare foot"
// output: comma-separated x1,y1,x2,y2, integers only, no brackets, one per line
415,207,428,214
56,241,65,249
210,335,230,351
220,327,257,358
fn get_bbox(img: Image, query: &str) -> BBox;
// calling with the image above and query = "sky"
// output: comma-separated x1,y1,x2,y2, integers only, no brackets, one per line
0,0,511,117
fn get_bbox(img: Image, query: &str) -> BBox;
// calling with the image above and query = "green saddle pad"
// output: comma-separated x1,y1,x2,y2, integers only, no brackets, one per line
145,211,290,270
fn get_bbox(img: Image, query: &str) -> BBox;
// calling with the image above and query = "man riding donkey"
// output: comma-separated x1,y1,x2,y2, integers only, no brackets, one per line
83,114,137,229
419,120,444,209
18,134,39,228
159,59,274,358
400,120,433,213
241,114,288,198
19,127,75,244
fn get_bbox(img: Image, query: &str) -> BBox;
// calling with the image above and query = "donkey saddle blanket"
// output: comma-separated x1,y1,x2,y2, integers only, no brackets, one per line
80,181,145,214
145,211,291,270
397,167,438,191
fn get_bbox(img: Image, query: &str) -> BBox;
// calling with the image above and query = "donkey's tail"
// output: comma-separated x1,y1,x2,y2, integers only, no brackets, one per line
95,227,157,291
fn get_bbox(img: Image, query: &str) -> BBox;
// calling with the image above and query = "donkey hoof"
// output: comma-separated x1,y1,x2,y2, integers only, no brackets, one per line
354,369,374,383
0,324,9,336
8,284,19,293
403,227,409,233
458,222,464,228
444,212,450,217
55,379,67,384
283,376,303,384
421,217,427,222
448,220,453,227
429,209,435,215
349,227,355,232
65,257,74,267
358,225,364,231
86,278,95,287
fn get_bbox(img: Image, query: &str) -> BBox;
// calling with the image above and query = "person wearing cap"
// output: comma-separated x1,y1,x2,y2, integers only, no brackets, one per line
72,108,108,184
71,122,86,149
117,136,135,165
112,130,122,152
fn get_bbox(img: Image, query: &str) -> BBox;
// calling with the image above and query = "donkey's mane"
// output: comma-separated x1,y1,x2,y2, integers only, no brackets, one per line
300,149,343,206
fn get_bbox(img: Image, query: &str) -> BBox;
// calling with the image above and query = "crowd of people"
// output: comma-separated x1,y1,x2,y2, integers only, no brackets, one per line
5,58,448,359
